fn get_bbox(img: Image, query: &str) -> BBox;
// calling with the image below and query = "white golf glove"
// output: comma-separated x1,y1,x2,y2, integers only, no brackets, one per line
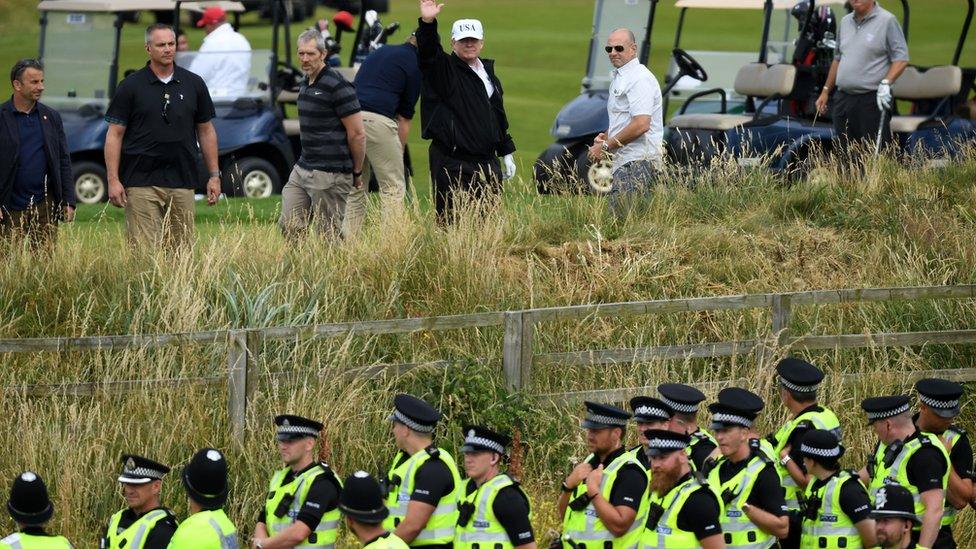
877,79,892,111
502,154,517,180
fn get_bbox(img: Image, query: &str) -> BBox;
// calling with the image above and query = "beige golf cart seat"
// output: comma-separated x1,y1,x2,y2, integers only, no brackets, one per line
889,66,962,133
667,63,796,130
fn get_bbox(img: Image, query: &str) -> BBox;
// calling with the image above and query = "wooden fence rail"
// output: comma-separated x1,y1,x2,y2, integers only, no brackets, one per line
2,284,975,442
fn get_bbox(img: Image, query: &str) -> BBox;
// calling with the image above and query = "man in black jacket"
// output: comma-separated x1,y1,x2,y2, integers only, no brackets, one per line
417,0,517,224
1,59,75,252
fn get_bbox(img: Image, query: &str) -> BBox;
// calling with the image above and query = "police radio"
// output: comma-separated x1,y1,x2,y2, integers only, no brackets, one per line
457,501,475,526
273,492,296,518
645,502,666,529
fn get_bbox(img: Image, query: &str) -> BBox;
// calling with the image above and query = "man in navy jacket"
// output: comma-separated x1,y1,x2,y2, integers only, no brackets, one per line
0,59,75,251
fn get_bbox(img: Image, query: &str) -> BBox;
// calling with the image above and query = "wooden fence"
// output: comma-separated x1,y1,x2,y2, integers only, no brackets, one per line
3,284,976,442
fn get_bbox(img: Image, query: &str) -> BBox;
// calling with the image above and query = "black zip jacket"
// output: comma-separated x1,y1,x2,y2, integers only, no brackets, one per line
415,18,516,159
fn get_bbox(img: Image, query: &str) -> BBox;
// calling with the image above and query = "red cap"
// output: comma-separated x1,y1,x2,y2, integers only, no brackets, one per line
332,10,355,30
196,5,226,27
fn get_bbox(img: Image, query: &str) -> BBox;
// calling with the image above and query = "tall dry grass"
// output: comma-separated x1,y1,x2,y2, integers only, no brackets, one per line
1,148,976,546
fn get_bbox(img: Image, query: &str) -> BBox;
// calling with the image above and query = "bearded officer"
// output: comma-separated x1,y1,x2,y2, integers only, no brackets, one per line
639,429,724,549
338,471,409,549
628,397,674,470
168,448,237,548
872,484,921,549
659,383,717,471
253,415,343,549
860,395,948,549
797,429,876,548
559,401,648,548
706,388,789,548
915,378,973,548
1,471,72,548
102,455,178,549
384,394,461,548
456,425,535,549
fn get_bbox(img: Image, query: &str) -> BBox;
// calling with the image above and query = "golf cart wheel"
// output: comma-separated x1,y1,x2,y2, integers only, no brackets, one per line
237,157,281,199
73,161,108,204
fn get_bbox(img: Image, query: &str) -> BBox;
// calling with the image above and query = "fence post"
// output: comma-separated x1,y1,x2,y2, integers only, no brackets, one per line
245,329,262,408
757,294,793,367
520,312,535,389
503,312,524,391
227,330,249,444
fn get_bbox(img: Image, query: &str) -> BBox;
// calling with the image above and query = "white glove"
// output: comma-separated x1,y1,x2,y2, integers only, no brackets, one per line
502,154,517,180
877,79,892,111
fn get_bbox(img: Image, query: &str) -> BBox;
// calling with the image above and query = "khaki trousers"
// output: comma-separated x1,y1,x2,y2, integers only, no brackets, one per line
124,186,195,250
342,111,406,237
0,200,59,254
279,164,353,242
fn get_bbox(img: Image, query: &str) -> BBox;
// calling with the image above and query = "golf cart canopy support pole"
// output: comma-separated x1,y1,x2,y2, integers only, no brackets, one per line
640,0,660,65
38,11,48,59
954,0,974,65
109,13,123,98
674,7,687,50
758,0,773,63
173,0,181,35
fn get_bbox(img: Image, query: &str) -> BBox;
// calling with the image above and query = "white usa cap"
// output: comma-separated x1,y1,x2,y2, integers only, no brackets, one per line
452,19,484,40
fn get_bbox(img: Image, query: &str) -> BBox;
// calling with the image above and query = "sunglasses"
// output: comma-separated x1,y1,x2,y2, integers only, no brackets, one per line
162,92,171,125
605,45,626,53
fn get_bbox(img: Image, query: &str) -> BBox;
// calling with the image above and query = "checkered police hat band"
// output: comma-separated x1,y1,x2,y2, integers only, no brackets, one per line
660,396,697,414
585,412,628,426
277,425,320,437
800,443,841,458
647,437,688,451
711,412,752,427
919,394,959,410
779,376,818,393
123,467,164,480
866,403,910,421
392,409,435,433
463,435,505,454
634,406,670,420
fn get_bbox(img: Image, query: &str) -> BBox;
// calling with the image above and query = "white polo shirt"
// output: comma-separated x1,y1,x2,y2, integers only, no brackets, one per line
187,23,252,99
607,58,663,172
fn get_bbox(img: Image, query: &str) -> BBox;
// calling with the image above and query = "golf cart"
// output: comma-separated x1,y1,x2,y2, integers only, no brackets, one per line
37,0,301,203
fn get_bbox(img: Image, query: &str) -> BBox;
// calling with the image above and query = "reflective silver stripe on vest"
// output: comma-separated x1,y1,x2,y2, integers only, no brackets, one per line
728,542,776,549
130,510,168,549
456,475,513,544
390,453,425,517
944,430,961,519
413,528,457,541
648,479,701,549
2,534,22,549
207,517,238,549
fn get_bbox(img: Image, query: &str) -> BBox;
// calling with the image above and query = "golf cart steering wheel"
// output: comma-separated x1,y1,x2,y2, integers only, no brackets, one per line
672,48,707,82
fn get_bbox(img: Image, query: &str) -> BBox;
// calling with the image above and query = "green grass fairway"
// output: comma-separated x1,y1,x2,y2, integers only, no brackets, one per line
2,0,973,210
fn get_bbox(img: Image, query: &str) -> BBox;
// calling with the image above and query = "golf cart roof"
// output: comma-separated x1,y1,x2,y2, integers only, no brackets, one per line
37,0,245,13
675,0,846,8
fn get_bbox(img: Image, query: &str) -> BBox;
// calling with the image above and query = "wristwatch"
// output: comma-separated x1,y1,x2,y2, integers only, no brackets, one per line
601,141,610,152
561,481,575,493
208,170,221,178
780,454,792,466
353,170,363,178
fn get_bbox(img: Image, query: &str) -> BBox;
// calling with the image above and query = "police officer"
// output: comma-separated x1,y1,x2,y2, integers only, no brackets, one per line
168,448,238,548
860,395,948,549
915,378,973,548
639,429,724,549
658,383,717,472
102,455,178,549
797,429,876,548
872,484,921,549
253,415,343,549
456,425,535,549
1,471,72,548
559,401,648,549
706,388,789,548
338,471,409,549
628,397,674,470
384,394,461,548
768,358,843,548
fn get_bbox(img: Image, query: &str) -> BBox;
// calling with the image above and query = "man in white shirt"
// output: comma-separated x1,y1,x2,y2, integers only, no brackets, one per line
188,6,252,99
587,28,662,214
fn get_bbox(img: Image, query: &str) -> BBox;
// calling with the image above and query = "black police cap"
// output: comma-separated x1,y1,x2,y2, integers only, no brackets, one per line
275,414,324,441
708,387,764,429
643,429,691,457
861,395,910,424
460,425,511,455
7,472,53,526
657,383,706,414
182,448,229,509
580,401,631,430
388,394,442,434
339,471,388,524
916,378,963,419
871,483,921,524
118,454,170,484
629,397,674,423
799,429,845,463
776,357,824,393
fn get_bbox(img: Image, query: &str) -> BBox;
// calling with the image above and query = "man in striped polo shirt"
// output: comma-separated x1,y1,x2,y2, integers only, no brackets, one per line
279,29,365,242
